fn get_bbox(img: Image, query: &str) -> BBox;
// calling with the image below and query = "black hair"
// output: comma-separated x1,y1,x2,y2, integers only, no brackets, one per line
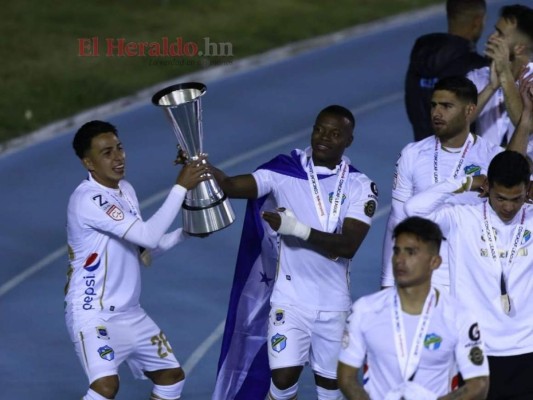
393,217,443,253
434,76,478,105
318,105,355,130
72,120,118,159
447,0,486,20
501,5,533,44
488,150,531,188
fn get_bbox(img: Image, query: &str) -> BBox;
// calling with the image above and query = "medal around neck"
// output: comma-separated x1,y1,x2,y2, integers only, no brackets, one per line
152,82,235,235
500,294,511,315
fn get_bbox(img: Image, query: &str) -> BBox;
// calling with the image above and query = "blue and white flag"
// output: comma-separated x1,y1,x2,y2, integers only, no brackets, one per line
213,152,308,400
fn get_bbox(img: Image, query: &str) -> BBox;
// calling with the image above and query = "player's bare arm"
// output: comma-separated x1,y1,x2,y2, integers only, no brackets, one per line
337,363,370,400
207,164,258,199
262,209,369,259
438,376,489,400
506,69,533,154
474,61,500,119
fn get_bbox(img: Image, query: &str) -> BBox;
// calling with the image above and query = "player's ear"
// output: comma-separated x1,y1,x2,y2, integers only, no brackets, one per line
466,103,476,118
430,254,442,271
82,157,94,171
345,134,354,148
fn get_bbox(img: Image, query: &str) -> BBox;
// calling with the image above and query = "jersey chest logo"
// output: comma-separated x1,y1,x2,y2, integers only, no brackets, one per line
92,194,124,221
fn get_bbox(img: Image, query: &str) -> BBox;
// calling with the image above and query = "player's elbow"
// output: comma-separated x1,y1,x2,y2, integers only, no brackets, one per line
403,199,419,217
463,376,489,399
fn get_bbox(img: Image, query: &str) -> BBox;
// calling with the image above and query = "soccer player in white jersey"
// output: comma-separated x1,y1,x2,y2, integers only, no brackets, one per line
210,105,377,400
338,216,489,400
381,75,532,291
467,5,533,154
65,121,208,400
405,150,533,399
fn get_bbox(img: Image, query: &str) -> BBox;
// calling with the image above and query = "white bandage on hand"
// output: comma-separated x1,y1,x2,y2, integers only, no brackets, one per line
384,385,405,400
277,208,311,240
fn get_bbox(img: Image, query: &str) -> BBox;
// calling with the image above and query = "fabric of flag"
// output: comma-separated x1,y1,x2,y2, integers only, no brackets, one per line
213,150,355,399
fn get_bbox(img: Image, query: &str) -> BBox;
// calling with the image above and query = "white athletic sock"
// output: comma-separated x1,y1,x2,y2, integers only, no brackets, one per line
149,380,184,400
83,388,112,400
316,385,343,400
267,381,298,400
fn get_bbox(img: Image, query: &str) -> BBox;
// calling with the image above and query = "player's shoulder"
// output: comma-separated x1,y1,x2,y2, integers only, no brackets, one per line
347,169,378,196
352,288,390,313
402,136,434,155
69,179,116,210
467,65,489,80
472,134,503,154
437,288,475,322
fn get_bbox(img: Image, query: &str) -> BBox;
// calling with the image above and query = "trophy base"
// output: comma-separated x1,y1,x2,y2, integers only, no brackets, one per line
182,195,235,235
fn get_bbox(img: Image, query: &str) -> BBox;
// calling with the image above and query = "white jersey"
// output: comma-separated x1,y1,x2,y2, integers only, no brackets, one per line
338,288,489,399
467,63,533,156
253,148,377,311
65,176,144,322
382,134,502,287
405,178,533,356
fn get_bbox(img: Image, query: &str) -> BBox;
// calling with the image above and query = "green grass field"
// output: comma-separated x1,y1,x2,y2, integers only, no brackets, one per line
1,0,442,143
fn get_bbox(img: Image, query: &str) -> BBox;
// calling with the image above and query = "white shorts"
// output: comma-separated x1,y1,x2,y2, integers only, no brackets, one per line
267,303,347,379
68,308,180,384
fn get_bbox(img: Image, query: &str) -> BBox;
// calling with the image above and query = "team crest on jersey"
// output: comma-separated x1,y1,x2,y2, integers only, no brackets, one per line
328,192,346,205
271,333,287,353
106,205,124,221
464,164,482,176
83,253,101,272
424,333,442,350
364,200,376,217
272,309,285,326
522,230,531,245
96,326,110,340
98,345,115,361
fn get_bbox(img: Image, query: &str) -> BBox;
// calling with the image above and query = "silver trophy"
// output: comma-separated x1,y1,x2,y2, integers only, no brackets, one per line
152,82,235,235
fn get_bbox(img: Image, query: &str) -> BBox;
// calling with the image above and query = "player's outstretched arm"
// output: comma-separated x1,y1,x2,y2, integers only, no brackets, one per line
123,161,209,249
207,163,258,199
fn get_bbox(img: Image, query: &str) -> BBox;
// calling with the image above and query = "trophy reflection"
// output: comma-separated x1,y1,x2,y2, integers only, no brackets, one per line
152,82,235,235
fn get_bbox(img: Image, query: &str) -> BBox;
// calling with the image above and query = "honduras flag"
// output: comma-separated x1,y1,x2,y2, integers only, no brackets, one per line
213,150,348,399
212,151,310,399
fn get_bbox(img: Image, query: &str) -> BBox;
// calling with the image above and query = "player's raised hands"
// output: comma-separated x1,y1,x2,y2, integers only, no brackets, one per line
175,154,210,190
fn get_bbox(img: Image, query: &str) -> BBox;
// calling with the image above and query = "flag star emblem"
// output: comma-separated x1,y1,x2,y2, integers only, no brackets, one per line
260,271,273,287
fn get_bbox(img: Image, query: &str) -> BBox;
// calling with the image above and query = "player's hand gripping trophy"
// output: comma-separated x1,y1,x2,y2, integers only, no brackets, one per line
152,82,235,235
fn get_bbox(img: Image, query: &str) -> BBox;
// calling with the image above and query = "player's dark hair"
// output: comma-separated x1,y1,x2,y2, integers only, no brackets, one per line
501,5,533,44
73,120,118,159
434,76,478,105
393,217,443,253
318,105,355,130
447,0,486,20
488,150,530,188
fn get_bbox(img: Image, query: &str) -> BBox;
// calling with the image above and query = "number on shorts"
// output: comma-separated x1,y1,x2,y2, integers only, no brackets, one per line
151,331,173,358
